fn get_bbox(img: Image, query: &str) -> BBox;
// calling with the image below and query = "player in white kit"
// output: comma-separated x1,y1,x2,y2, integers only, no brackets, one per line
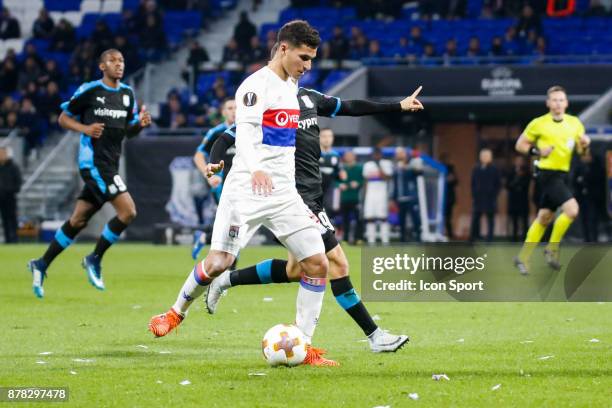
363,148,394,244
148,21,338,366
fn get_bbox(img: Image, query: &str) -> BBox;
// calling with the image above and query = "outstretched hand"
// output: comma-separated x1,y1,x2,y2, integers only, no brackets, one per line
400,86,424,112
139,105,152,128
205,160,224,178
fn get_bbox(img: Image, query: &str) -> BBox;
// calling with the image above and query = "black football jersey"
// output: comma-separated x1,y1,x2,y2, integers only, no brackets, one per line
61,79,139,171
295,87,341,204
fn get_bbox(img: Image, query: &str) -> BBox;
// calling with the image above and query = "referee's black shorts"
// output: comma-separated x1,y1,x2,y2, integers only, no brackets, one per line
535,169,574,211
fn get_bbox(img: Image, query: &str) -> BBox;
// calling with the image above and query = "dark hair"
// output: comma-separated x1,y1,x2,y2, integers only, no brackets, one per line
99,48,122,63
277,20,320,49
547,85,566,96
222,97,235,107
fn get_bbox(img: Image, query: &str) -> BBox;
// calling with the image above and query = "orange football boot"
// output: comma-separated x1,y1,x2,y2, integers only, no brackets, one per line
149,308,184,337
302,345,340,367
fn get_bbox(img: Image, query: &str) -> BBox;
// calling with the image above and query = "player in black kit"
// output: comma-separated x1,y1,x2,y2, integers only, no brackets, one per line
205,84,424,352
28,49,152,298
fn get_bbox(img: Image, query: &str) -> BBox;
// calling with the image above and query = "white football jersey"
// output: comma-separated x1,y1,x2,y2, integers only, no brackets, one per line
225,66,300,194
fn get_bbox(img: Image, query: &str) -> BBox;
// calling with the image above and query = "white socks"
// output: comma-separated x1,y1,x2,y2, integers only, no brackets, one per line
295,275,326,344
172,261,212,315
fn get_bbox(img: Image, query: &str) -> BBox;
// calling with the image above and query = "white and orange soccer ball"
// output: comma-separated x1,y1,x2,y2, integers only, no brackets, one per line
261,324,307,367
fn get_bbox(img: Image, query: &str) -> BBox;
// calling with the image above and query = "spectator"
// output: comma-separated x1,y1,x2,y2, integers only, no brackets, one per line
0,146,22,243
18,58,42,91
440,153,458,239
23,43,45,70
516,5,541,38
157,93,185,128
319,128,342,216
0,58,18,93
573,151,606,242
0,96,18,120
32,8,55,39
363,147,393,244
90,20,114,56
119,9,139,36
51,19,76,52
466,36,482,57
421,42,439,65
23,81,41,106
339,151,363,244
329,26,349,61
114,35,138,72
233,11,256,51
489,36,505,57
140,14,167,60
469,148,501,242
443,38,458,65
408,26,425,51
137,0,163,30
247,36,267,64
367,39,383,58
37,81,62,126
38,59,63,88
0,7,21,40
392,148,421,242
18,97,43,163
503,26,520,55
506,155,531,241
222,38,242,63
349,34,369,60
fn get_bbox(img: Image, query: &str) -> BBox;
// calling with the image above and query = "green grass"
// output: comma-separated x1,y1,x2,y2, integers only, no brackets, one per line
1,244,611,407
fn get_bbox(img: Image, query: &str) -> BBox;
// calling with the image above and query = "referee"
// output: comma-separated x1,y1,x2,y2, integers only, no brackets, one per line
514,86,590,273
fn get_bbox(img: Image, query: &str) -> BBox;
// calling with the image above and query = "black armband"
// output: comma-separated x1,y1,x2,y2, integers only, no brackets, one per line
337,100,402,117
528,146,540,156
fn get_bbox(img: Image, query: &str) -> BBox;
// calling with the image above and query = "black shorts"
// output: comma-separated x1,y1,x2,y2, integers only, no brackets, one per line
535,169,573,211
304,198,339,253
78,168,128,207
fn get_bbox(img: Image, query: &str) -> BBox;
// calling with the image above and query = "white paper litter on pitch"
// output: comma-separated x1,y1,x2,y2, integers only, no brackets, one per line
248,372,267,376
232,309,238,314
39,351,53,355
179,380,191,386
491,384,502,391
538,355,554,360
589,338,600,343
159,350,172,354
156,380,163,384
72,358,94,363
432,374,450,381
70,370,77,375
136,345,149,349
36,361,47,364
520,340,534,344
373,406,390,408
262,297,273,302
457,338,465,343
132,305,142,309
408,393,419,400
372,314,381,321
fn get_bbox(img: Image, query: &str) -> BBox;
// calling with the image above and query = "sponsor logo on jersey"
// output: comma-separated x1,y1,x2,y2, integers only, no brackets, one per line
243,92,257,106
229,225,240,238
123,94,130,107
261,109,300,147
300,95,314,108
94,107,128,119
298,117,318,129
96,96,105,104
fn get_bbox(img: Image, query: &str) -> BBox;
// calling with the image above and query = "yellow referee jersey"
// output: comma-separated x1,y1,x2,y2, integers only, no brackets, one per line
523,112,585,172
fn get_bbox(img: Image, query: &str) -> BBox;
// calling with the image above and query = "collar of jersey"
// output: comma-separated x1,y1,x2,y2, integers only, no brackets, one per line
96,79,122,92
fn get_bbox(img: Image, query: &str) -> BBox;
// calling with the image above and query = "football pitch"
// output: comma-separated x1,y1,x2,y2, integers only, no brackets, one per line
1,244,611,407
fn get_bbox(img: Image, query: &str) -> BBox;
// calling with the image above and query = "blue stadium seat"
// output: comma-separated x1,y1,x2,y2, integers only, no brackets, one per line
164,11,202,45
322,70,350,92
44,0,82,11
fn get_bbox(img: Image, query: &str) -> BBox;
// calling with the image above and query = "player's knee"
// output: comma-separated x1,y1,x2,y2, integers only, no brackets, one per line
301,253,328,278
69,216,88,229
565,205,579,219
538,212,553,226
204,253,233,277
119,207,137,224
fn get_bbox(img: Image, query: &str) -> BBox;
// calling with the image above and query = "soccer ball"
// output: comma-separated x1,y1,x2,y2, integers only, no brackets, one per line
261,324,307,367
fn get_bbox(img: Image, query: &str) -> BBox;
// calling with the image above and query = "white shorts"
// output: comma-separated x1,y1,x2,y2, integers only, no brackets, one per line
210,188,325,261
363,183,389,220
